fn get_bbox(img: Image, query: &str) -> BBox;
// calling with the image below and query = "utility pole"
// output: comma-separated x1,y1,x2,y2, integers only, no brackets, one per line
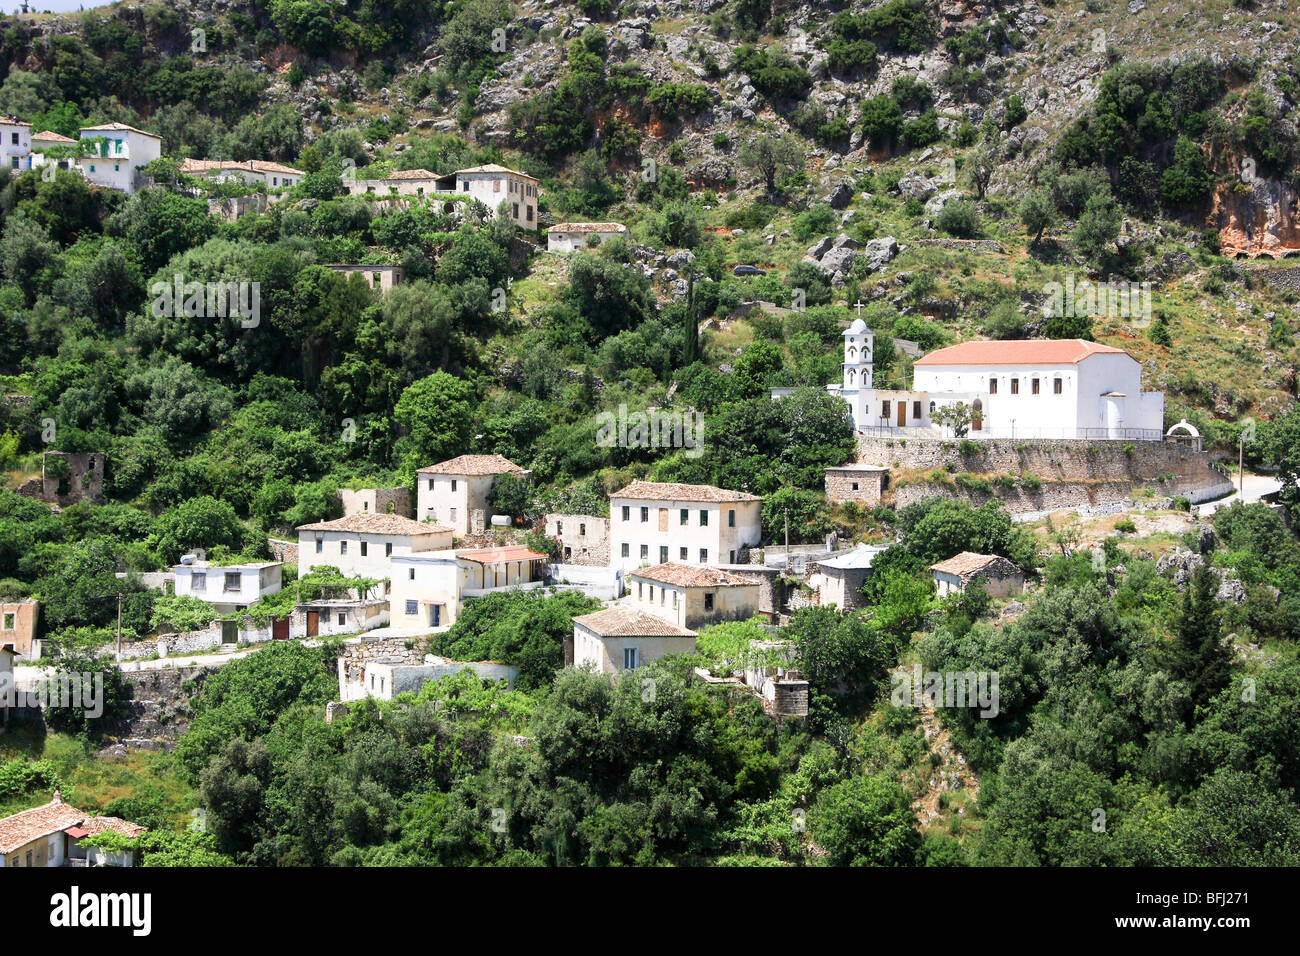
784,509,789,553
116,593,122,659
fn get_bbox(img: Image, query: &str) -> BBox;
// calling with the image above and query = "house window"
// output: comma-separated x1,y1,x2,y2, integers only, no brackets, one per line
728,510,735,527
640,545,649,559
622,543,630,557
699,549,707,562
851,482,860,491
1054,378,1063,394
512,203,519,218
9,133,16,145
493,178,501,192
649,585,654,601
340,540,348,555
680,508,689,525
4,612,16,630
913,401,922,418
704,593,714,612
89,165,95,172
680,547,688,560
622,506,630,521
699,510,708,526
881,400,891,417
360,541,368,557
527,206,534,222
929,401,936,413
1010,379,1019,395
409,568,415,580
640,507,649,522
9,158,15,169
557,520,564,534
224,572,240,593
386,543,393,557
579,523,586,536
989,378,998,394
672,591,678,608
451,479,458,491
1032,378,1040,395
316,537,323,553
338,613,345,626
428,478,435,490
405,600,418,615
637,581,643,599
660,546,668,563
623,647,639,670
192,572,206,591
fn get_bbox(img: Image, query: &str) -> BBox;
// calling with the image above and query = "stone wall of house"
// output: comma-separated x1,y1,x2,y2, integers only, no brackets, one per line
35,451,105,505
824,468,887,505
856,436,1228,488
544,514,610,566
268,538,299,565
769,680,810,719
339,487,412,518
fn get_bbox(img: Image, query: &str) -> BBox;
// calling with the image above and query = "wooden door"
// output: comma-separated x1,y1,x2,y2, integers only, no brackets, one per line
658,508,668,532
306,611,319,637
272,616,289,640
897,401,906,426
220,619,237,644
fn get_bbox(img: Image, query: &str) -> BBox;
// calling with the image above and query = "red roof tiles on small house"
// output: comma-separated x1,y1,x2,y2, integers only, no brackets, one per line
929,552,1023,579
296,514,452,535
610,480,760,503
913,339,1128,367
417,454,526,477
572,606,697,638
0,793,147,856
628,563,760,588
457,547,549,565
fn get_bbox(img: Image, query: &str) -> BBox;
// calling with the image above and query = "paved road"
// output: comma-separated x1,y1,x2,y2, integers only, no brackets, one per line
1194,473,1282,517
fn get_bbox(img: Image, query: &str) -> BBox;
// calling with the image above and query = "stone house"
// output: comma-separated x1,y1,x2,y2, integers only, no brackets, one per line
930,552,1026,598
544,514,610,565
416,454,528,537
178,157,304,189
824,464,889,505
812,545,888,610
338,486,412,518
625,563,761,630
324,263,405,294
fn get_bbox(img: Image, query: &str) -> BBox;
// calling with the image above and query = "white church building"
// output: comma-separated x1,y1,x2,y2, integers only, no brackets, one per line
774,322,1164,440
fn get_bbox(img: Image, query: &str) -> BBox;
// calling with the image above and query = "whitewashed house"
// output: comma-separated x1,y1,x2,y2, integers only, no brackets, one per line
74,123,161,194
547,222,629,253
172,560,282,615
387,545,550,630
178,158,304,189
571,606,697,674
609,481,762,571
29,130,77,171
775,326,1165,440
344,164,540,229
626,563,761,630
0,118,31,171
296,514,455,596
416,454,528,537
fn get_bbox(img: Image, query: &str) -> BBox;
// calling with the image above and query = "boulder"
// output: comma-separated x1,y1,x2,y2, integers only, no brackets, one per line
898,172,937,201
827,181,854,209
862,236,900,272
806,236,834,260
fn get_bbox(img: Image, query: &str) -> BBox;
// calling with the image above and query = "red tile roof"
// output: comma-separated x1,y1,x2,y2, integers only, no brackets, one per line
417,454,526,477
297,514,453,535
914,339,1127,366
610,480,761,503
629,563,760,588
0,794,146,855
930,552,1023,578
572,606,696,637
457,547,548,564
